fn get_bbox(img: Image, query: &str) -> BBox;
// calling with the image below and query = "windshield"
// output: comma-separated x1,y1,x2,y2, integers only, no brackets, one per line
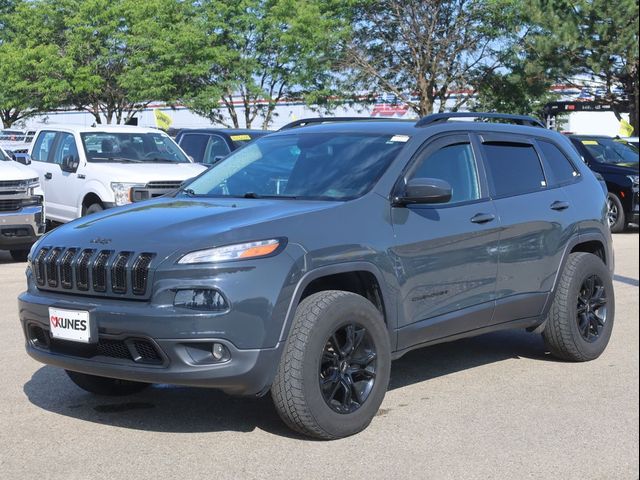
81,132,190,163
0,147,9,161
229,131,270,148
580,138,639,165
182,132,408,200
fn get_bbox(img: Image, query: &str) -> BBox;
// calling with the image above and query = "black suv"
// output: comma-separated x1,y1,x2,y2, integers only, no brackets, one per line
567,135,639,232
175,128,270,165
19,113,615,439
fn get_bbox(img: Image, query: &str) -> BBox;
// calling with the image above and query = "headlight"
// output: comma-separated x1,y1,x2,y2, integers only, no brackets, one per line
178,239,283,264
627,175,639,187
111,182,144,206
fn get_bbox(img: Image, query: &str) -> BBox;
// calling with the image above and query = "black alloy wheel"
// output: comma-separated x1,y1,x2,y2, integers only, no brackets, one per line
319,323,377,414
576,274,608,343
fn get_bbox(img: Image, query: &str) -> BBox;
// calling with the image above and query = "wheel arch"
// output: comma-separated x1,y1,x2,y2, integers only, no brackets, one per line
278,262,397,345
535,232,611,330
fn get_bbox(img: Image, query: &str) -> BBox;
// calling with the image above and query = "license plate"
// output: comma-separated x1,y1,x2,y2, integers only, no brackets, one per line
49,308,92,343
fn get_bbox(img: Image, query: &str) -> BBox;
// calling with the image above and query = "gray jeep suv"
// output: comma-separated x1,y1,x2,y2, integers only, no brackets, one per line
18,113,615,439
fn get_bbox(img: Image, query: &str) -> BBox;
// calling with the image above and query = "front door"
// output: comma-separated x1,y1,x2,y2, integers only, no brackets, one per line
390,134,501,349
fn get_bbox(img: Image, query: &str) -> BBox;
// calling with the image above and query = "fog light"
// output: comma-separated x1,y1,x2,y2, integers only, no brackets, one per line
174,288,229,311
212,342,230,361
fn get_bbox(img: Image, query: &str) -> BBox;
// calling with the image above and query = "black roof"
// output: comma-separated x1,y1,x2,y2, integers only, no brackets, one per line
177,128,270,136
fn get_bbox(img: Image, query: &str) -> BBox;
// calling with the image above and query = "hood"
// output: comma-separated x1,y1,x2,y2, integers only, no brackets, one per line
88,161,207,183
0,159,39,181
39,197,339,260
592,162,639,175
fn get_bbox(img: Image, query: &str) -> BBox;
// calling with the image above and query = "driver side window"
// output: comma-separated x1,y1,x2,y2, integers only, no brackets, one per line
52,133,78,165
409,142,480,204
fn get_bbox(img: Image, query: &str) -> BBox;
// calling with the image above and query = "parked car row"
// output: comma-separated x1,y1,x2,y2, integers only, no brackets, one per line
566,135,639,232
1,121,637,262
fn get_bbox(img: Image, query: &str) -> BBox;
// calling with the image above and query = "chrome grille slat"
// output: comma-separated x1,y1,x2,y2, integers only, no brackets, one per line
111,252,130,294
132,253,154,296
92,250,112,292
45,248,62,287
33,248,49,286
59,248,78,289
75,249,95,291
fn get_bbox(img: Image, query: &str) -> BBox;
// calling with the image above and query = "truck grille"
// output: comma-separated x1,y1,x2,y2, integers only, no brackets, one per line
0,199,21,211
32,246,156,298
131,181,183,202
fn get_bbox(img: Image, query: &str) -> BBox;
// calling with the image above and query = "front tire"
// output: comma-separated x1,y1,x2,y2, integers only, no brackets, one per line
9,249,29,262
84,202,104,216
66,370,150,396
606,193,626,233
543,253,614,361
271,291,391,439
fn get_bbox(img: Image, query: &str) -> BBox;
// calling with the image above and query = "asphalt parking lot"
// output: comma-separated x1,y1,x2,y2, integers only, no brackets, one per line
0,231,637,480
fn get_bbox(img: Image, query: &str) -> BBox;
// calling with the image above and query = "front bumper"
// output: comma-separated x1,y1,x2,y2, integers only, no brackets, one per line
0,205,45,249
18,291,284,396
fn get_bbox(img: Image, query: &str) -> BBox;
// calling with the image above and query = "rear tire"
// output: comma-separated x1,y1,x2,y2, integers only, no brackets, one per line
9,249,29,262
543,253,614,361
606,193,626,233
84,203,104,216
271,291,391,440
65,370,150,396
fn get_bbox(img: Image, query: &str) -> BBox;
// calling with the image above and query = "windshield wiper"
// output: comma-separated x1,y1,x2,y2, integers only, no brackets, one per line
144,157,177,163
242,192,297,199
91,156,143,163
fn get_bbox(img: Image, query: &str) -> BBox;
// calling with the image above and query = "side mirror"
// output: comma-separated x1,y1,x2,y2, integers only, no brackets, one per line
13,153,32,165
394,178,452,206
61,154,79,173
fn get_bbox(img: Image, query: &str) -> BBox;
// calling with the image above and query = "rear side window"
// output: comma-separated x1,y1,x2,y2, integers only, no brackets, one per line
482,143,546,197
537,140,580,186
179,134,209,162
31,131,57,162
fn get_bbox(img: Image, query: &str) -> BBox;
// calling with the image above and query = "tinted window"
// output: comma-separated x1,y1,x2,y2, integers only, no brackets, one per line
410,143,480,203
537,140,579,186
579,137,639,165
184,133,406,200
179,133,209,162
482,143,546,197
52,133,78,165
32,132,58,162
204,135,231,164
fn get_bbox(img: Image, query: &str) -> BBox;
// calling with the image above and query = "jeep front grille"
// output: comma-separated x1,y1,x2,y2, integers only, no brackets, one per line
32,247,155,298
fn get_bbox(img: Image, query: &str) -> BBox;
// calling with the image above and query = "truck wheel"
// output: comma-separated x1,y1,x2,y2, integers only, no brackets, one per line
9,249,29,262
271,291,391,439
606,193,625,233
84,203,104,216
543,253,614,362
65,370,150,396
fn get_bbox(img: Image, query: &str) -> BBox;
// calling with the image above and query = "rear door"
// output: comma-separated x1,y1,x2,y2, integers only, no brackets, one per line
477,133,573,323
391,133,501,349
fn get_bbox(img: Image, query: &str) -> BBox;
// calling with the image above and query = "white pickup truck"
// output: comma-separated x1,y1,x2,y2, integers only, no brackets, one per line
27,125,207,223
0,146,46,261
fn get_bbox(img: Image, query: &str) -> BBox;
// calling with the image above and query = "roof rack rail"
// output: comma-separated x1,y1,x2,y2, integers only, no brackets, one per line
415,112,545,128
279,117,406,131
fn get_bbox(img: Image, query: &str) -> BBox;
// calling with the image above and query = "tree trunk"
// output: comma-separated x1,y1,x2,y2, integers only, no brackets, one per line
629,87,639,137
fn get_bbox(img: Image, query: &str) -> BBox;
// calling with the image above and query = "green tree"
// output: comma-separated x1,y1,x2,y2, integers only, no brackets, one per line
3,0,202,125
0,0,70,127
523,0,639,134
185,0,349,128
343,0,521,117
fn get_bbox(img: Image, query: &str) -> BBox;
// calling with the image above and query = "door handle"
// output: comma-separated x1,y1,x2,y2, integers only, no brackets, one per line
44,172,52,180
550,200,570,211
470,213,496,224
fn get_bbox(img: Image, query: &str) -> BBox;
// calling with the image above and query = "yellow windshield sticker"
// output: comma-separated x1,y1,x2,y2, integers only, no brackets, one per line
581,140,599,145
230,134,251,141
